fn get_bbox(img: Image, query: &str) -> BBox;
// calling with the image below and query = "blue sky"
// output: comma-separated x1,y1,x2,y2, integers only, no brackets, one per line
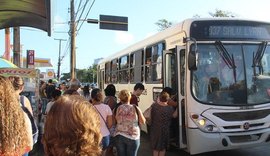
0,0,270,74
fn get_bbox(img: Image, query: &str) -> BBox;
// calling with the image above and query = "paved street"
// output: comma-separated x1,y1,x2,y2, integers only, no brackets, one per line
30,132,270,156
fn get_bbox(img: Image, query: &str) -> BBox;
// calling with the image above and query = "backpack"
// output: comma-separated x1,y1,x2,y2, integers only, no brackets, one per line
20,96,39,144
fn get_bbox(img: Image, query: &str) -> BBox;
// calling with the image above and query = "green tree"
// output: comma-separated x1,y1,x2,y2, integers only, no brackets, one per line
209,9,236,17
89,64,97,83
61,72,70,81
156,9,237,31
155,19,173,31
61,63,97,83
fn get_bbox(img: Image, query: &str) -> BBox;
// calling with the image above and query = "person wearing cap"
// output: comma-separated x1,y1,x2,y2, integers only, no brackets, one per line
63,78,81,95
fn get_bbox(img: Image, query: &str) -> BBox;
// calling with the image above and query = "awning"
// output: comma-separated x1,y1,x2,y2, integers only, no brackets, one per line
0,57,18,68
0,68,38,78
0,0,51,36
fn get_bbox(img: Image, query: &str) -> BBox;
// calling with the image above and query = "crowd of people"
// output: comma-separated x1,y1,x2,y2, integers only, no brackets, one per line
0,75,179,156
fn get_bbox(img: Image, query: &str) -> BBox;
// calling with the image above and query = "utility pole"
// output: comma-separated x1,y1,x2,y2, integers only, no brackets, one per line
4,28,11,61
54,38,66,81
13,27,21,67
70,0,76,79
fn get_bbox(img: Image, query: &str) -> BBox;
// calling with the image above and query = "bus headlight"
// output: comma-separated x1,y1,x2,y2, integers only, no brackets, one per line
191,113,219,132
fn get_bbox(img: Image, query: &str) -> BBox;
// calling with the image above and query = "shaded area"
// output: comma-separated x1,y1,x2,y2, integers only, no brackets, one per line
0,0,51,36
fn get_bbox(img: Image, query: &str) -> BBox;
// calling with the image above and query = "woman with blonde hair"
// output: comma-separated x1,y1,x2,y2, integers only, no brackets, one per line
114,89,146,156
0,75,33,156
43,95,102,156
9,75,33,115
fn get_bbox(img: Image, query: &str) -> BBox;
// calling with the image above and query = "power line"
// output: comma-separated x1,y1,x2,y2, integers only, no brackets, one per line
76,0,96,35
75,0,83,20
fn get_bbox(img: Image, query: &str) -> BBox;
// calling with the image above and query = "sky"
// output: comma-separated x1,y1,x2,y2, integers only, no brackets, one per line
1,0,270,74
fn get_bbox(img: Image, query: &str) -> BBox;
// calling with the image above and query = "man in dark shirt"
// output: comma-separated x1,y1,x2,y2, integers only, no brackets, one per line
130,82,145,106
45,79,56,101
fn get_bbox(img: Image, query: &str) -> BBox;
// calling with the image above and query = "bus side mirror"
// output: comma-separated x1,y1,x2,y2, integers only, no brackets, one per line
188,50,198,70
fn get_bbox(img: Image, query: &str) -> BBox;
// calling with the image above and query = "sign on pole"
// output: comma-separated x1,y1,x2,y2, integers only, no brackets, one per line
27,50,35,68
99,15,128,31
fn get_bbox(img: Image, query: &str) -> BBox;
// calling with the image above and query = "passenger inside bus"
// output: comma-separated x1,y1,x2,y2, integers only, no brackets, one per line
196,59,221,102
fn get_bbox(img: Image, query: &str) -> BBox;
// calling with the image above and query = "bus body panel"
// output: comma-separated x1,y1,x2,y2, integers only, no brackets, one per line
97,18,270,155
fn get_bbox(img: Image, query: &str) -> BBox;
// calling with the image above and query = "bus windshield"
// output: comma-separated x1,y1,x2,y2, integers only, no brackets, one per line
192,42,270,106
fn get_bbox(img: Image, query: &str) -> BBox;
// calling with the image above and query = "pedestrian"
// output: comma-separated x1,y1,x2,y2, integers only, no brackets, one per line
114,89,146,156
9,75,37,156
130,82,145,106
150,91,178,156
45,79,56,101
44,89,62,118
83,84,91,101
59,81,67,95
103,84,117,156
162,87,179,147
63,78,81,95
91,88,113,156
104,84,117,110
9,76,33,115
42,95,102,156
0,76,33,156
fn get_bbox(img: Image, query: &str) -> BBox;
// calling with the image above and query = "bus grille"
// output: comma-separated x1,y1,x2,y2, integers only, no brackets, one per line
229,134,262,143
223,123,265,130
213,109,270,121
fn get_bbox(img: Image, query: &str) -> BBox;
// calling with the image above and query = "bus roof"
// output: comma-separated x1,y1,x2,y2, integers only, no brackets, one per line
98,17,270,65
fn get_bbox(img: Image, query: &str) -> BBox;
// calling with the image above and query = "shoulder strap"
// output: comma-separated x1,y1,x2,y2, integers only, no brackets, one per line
20,95,24,107
113,103,121,115
133,105,140,126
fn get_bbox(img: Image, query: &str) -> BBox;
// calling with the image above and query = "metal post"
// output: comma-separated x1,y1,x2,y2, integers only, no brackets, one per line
70,0,76,79
4,28,11,61
55,38,66,81
13,27,21,67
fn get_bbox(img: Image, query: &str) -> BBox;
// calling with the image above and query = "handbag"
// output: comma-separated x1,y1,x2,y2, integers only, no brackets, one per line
143,105,152,125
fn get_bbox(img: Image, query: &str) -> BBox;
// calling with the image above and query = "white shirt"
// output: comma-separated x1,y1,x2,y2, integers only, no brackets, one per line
93,103,112,137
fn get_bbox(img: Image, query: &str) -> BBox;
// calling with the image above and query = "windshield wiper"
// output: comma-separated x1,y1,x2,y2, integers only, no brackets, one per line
215,41,237,83
252,41,268,75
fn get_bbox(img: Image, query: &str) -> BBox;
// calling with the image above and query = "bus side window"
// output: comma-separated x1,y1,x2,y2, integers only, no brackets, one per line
145,47,152,82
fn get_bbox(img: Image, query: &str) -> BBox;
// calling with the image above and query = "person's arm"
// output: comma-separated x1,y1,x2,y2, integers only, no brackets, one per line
172,107,178,118
107,115,113,129
136,106,146,125
168,99,177,107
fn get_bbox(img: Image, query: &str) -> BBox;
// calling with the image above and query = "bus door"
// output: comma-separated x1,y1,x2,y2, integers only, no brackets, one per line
98,67,105,90
163,46,187,149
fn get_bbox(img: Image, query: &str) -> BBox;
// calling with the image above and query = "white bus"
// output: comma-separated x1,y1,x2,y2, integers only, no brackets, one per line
97,18,270,155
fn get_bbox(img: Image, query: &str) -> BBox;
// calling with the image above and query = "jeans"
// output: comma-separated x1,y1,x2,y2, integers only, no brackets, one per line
115,135,140,156
41,98,49,114
102,135,110,150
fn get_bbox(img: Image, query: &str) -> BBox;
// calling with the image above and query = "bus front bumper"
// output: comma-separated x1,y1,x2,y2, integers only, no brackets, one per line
187,127,270,155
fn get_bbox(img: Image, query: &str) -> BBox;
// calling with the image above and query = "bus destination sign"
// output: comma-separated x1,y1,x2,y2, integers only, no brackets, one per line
190,20,270,40
208,26,269,39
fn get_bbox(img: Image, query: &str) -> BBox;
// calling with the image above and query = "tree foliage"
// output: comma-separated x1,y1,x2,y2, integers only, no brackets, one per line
155,19,173,31
156,9,236,31
61,64,97,83
209,9,236,17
